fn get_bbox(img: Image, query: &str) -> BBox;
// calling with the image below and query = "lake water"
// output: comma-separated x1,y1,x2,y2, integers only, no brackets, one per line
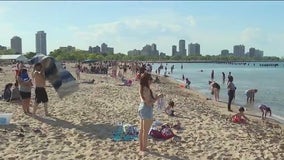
152,62,284,122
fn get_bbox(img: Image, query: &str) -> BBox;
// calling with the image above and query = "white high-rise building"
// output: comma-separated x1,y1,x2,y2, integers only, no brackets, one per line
36,31,47,55
11,36,22,54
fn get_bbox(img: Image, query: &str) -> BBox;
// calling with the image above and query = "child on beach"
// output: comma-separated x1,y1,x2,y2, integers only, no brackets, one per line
32,63,49,116
231,107,249,124
165,100,175,116
258,104,272,119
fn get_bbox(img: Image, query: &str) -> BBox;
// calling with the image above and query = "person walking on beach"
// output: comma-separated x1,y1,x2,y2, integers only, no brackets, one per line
245,89,258,103
227,76,236,112
17,68,33,114
32,63,49,116
258,104,272,119
138,72,163,155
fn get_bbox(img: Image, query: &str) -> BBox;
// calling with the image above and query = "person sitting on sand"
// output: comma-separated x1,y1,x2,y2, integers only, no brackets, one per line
245,89,258,103
231,107,249,124
258,104,272,119
2,83,13,102
165,100,175,116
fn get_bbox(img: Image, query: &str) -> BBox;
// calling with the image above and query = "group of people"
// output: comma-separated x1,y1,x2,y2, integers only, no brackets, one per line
1,61,49,116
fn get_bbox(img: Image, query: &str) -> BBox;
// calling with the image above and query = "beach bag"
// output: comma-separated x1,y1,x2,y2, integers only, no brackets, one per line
149,129,163,139
160,127,175,140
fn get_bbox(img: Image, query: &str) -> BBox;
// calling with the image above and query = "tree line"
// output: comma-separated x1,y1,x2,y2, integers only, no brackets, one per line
1,48,283,62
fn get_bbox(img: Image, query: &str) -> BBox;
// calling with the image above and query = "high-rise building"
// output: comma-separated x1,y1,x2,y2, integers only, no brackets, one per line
248,48,256,57
179,40,186,56
101,43,108,54
172,45,177,56
233,45,245,57
188,43,200,56
36,31,47,55
11,36,22,54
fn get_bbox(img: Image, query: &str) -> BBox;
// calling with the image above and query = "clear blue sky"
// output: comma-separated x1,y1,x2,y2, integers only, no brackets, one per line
0,1,283,57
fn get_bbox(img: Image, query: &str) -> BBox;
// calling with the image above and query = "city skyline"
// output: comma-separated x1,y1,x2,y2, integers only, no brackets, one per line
0,1,283,57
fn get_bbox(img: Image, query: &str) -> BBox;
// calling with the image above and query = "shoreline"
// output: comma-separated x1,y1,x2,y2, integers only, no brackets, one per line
146,60,284,64
162,74,284,127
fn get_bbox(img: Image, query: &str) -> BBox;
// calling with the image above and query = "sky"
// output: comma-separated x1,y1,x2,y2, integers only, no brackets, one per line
0,1,284,57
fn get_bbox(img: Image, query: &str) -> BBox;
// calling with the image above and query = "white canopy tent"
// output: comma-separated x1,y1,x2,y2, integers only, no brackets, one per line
0,54,29,63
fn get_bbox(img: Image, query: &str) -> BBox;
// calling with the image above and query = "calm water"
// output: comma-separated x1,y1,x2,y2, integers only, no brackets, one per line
152,62,284,122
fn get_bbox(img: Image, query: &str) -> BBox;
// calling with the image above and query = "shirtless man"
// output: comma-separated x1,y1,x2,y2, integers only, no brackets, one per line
32,63,49,116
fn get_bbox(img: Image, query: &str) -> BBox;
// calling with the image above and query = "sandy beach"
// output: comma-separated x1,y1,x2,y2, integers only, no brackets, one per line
1,63,284,160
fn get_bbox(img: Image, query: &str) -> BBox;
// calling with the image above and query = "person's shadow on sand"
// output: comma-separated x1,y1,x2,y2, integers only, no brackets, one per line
33,115,117,139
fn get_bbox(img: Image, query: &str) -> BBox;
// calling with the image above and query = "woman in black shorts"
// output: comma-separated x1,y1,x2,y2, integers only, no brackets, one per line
17,69,32,114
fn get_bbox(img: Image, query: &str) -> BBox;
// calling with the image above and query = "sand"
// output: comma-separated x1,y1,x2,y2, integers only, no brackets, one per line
1,63,284,160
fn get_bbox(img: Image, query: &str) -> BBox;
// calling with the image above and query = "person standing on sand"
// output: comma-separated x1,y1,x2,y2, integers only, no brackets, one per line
17,68,33,114
32,63,49,116
227,76,236,112
138,72,163,155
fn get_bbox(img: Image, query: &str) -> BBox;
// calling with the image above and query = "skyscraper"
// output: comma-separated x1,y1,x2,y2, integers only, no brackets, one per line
172,45,177,56
233,45,245,57
188,43,200,56
179,40,186,56
36,31,47,55
11,36,22,54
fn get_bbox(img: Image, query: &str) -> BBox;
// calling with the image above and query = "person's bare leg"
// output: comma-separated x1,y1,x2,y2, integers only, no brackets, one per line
44,103,49,116
139,120,144,151
33,102,39,115
143,119,153,151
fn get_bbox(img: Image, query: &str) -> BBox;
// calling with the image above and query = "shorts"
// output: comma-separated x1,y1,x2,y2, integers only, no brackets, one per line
20,91,31,100
138,103,153,120
35,87,48,104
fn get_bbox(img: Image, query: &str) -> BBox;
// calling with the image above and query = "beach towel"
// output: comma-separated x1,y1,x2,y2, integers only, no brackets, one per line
30,55,79,98
112,123,138,142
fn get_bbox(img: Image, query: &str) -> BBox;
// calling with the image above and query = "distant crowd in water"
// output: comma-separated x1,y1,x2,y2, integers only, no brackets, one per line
215,62,281,67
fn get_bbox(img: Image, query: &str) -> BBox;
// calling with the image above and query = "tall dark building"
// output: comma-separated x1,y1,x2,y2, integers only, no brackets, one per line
36,31,47,55
188,43,200,56
179,40,186,56
172,45,177,56
11,36,22,54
